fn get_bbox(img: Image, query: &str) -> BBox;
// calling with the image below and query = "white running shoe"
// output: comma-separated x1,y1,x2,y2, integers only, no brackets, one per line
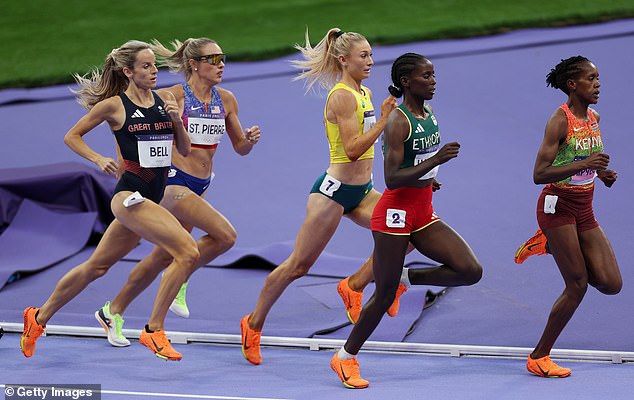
95,301,130,347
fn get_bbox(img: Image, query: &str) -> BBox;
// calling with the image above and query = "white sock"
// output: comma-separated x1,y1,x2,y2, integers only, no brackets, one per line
400,267,411,287
337,347,355,360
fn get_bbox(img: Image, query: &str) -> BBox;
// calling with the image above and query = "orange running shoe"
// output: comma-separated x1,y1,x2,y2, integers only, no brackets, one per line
330,353,369,389
337,277,363,324
387,283,408,317
139,327,182,361
240,314,262,365
526,355,571,378
514,229,548,264
20,307,45,358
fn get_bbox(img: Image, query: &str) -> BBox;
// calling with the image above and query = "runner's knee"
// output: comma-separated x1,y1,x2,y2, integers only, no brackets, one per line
285,257,314,280
174,242,200,271
216,225,237,252
595,278,622,295
375,284,399,310
83,263,112,281
454,260,482,286
564,277,588,301
589,266,622,295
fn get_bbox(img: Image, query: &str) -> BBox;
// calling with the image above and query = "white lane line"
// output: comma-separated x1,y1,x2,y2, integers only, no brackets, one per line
0,385,291,400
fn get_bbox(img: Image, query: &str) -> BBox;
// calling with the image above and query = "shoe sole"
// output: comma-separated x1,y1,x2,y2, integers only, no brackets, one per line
528,367,571,378
345,310,356,324
94,310,130,347
169,303,190,319
19,335,28,356
20,309,28,355
514,243,529,264
241,347,257,364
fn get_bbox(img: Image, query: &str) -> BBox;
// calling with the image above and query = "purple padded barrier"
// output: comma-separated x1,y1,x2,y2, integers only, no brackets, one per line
0,199,96,291
0,187,22,230
0,162,116,231
311,285,436,342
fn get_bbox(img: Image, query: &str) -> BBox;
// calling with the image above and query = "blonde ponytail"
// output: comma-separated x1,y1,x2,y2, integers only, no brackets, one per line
151,37,217,81
292,28,367,92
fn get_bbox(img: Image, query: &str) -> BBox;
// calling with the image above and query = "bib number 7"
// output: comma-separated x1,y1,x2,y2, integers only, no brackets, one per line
319,174,342,197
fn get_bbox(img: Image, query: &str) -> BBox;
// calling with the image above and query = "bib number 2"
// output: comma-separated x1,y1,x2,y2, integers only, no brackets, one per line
386,208,406,228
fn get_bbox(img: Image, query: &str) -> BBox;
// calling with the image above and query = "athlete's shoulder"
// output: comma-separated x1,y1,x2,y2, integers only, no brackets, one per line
550,106,567,121
216,86,237,113
93,95,123,114
156,87,179,103
328,88,357,114
216,86,236,102
329,86,356,101
545,106,569,140
387,105,409,126
161,83,184,99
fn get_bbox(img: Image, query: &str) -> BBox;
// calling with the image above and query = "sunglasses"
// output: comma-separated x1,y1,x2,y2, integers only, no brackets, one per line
196,53,226,65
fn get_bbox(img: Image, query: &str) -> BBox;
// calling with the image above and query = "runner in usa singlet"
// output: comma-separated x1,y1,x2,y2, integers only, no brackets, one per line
181,82,226,149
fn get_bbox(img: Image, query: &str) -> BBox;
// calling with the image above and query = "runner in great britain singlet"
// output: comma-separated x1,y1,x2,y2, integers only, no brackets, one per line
113,91,174,203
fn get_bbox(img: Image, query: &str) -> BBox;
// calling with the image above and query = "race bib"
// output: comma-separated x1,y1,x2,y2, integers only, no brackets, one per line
544,195,558,214
414,148,439,180
319,174,341,197
570,155,596,185
137,134,173,168
187,116,226,146
363,110,376,133
386,209,406,228
122,191,145,208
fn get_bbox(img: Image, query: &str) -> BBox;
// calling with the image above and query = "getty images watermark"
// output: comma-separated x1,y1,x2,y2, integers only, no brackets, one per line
4,384,100,400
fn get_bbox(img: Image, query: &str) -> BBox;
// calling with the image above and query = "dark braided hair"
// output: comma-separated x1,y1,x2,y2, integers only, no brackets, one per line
388,53,429,98
546,56,591,94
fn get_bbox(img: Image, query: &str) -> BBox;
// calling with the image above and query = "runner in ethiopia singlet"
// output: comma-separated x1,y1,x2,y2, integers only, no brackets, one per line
395,103,441,179
371,103,441,234
181,82,226,149
113,91,174,203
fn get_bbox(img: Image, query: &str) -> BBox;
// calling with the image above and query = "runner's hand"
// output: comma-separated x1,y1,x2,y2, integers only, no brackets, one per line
433,142,460,166
598,169,617,188
379,95,398,118
163,98,180,121
96,156,118,175
245,126,260,144
584,152,609,171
